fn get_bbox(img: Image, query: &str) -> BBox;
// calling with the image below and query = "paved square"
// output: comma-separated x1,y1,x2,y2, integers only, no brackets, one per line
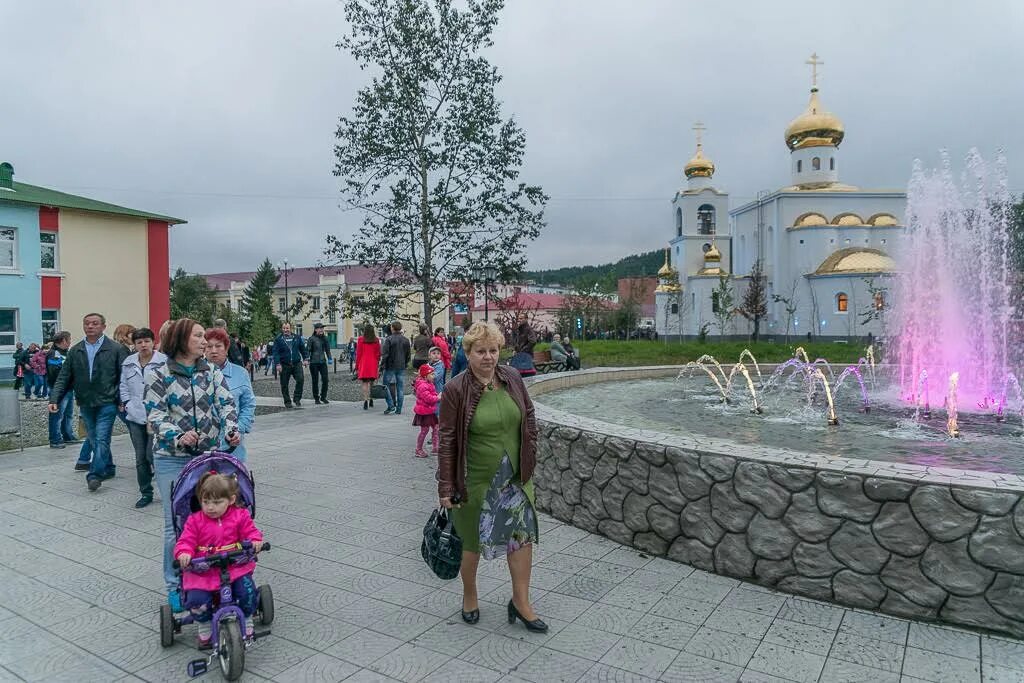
0,405,1021,681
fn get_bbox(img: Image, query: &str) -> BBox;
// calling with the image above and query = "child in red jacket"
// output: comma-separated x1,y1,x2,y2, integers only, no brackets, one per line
412,363,441,458
174,472,264,647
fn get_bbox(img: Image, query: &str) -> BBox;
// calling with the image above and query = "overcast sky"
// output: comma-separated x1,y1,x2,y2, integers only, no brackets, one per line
2,1,1022,275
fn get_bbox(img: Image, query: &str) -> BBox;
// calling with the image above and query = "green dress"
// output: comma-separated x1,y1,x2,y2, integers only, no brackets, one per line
451,385,539,558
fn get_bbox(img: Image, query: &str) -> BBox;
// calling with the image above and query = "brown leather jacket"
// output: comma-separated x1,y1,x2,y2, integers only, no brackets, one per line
437,365,537,500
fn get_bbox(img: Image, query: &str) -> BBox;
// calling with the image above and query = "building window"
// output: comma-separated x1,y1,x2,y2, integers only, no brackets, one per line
836,292,848,313
0,309,16,347
0,228,15,268
295,324,304,337
796,160,802,173
312,296,321,311
874,292,885,310
697,204,716,235
830,157,835,171
812,157,821,171
671,303,679,314
39,231,57,269
328,295,337,324
675,208,682,237
41,310,59,341
278,297,287,313
712,292,720,313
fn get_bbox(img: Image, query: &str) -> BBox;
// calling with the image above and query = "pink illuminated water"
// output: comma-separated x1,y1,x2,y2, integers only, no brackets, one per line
893,151,1014,408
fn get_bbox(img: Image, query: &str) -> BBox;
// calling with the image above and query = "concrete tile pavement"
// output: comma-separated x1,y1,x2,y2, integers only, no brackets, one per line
0,404,1022,682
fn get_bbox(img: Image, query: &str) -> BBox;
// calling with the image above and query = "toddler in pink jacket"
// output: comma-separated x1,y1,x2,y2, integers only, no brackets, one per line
412,363,441,458
174,472,264,647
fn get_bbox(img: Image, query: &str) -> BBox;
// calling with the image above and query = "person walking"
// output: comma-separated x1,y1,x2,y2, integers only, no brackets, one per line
509,314,537,377
412,324,432,371
451,334,468,377
237,338,252,380
437,321,545,631
144,318,240,613
46,331,78,449
29,343,49,398
380,321,411,415
20,342,40,399
432,327,452,380
307,323,332,405
11,342,25,392
271,322,308,408
412,364,441,458
205,328,255,461
347,337,356,375
119,328,167,508
355,324,381,410
48,313,130,492
429,346,445,416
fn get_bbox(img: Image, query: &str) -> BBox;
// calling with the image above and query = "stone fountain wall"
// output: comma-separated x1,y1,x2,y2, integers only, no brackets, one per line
529,368,1024,639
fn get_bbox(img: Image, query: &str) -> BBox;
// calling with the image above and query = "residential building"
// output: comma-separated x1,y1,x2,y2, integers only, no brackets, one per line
1,162,184,378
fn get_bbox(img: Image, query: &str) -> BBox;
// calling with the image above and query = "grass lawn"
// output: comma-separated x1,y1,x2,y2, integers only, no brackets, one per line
536,339,872,368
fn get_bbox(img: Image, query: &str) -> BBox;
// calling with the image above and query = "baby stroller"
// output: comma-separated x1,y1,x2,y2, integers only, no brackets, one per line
159,450,274,681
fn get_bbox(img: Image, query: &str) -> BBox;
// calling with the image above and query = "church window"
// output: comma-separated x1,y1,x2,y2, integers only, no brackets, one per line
671,303,679,314
836,293,848,313
697,204,716,235
712,292,720,313
797,160,802,173
812,157,821,171
830,157,835,171
675,208,682,237
874,292,885,310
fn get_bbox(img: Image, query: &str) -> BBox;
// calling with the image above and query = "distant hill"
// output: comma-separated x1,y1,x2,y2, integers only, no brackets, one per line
522,250,664,290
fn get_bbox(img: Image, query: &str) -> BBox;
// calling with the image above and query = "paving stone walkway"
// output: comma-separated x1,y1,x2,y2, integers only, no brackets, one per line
0,405,1022,682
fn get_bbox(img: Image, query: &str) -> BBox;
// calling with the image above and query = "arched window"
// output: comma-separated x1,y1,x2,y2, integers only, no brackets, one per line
836,292,848,313
797,160,802,173
675,208,683,237
874,291,885,310
812,157,821,171
697,204,716,235
712,292,720,313
829,157,835,171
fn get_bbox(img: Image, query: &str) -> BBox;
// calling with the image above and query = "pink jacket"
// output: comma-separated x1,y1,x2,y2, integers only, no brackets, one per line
173,506,263,592
29,350,47,376
413,378,441,415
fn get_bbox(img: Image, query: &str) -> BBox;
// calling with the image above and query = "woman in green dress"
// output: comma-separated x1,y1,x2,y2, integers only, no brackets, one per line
437,321,546,632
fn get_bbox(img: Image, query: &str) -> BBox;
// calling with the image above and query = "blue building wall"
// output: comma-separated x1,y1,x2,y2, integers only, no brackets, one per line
0,202,41,378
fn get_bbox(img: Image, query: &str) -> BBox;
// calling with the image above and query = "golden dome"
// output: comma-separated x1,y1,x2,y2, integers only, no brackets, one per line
704,243,721,262
785,88,844,151
657,248,674,277
814,248,896,275
684,144,715,179
868,213,899,226
832,213,864,226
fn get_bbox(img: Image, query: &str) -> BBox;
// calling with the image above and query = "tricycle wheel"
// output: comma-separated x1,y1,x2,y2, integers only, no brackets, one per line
159,605,174,647
218,620,245,681
257,584,274,626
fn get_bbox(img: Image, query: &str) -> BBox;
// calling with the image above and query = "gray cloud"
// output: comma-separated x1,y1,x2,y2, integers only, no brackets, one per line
1,0,1021,274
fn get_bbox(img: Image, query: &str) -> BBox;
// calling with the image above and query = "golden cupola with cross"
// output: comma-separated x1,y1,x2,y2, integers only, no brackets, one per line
684,122,715,180
656,249,681,292
785,53,844,151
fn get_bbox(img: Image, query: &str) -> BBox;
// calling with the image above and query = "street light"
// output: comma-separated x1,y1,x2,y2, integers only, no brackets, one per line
277,258,295,322
471,265,498,321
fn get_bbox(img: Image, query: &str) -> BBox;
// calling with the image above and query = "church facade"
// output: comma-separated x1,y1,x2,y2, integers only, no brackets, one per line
656,56,905,342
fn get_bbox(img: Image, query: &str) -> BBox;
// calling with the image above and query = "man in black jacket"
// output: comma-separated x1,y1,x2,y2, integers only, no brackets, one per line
380,321,411,415
49,313,129,492
307,323,332,404
271,322,309,408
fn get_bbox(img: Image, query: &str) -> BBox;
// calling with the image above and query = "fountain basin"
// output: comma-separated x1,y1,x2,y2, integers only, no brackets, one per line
529,367,1024,638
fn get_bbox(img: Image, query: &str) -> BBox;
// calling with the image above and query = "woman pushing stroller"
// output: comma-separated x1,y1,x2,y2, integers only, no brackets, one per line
175,471,264,648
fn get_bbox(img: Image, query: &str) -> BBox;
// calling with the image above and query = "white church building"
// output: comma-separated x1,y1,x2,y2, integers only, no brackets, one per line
656,55,905,342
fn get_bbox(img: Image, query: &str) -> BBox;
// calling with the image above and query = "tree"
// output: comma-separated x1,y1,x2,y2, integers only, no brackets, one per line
169,268,219,325
772,279,800,343
712,274,735,340
859,277,891,340
239,258,281,344
737,259,768,341
327,0,547,324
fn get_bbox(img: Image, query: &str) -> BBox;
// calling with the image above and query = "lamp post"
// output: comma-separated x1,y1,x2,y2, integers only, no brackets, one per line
471,265,498,321
277,258,294,323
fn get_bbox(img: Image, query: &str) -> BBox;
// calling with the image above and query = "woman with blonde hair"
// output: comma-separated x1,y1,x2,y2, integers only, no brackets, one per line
437,321,545,631
113,323,137,351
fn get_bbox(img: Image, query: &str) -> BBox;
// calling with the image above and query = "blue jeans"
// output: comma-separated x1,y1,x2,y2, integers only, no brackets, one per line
23,372,37,398
156,448,248,594
48,391,76,445
80,404,117,482
382,369,405,411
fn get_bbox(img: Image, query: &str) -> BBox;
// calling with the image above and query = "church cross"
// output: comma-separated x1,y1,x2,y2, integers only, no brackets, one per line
805,52,823,88
692,121,706,147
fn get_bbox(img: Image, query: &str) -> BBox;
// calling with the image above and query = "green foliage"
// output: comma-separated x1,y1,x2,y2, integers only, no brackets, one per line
536,339,868,368
239,258,281,344
522,249,663,290
697,322,710,344
737,259,768,341
712,274,736,339
327,0,547,323
169,268,219,325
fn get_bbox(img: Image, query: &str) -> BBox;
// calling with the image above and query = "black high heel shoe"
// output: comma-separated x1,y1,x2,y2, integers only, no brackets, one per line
507,600,548,633
461,607,479,624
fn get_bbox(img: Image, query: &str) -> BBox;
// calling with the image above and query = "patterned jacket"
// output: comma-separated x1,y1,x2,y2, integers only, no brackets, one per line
144,358,239,458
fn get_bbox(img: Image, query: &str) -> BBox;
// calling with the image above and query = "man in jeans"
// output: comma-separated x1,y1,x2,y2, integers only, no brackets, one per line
380,321,411,415
48,313,129,492
307,322,332,404
45,331,78,449
272,322,308,408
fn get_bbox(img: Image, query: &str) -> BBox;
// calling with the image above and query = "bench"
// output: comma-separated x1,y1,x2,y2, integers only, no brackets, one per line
533,350,565,374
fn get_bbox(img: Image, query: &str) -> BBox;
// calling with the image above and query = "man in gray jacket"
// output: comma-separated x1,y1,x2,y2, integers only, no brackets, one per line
380,321,411,415
307,322,333,404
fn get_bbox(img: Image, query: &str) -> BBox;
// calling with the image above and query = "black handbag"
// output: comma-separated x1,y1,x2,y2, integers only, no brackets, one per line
421,507,462,580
